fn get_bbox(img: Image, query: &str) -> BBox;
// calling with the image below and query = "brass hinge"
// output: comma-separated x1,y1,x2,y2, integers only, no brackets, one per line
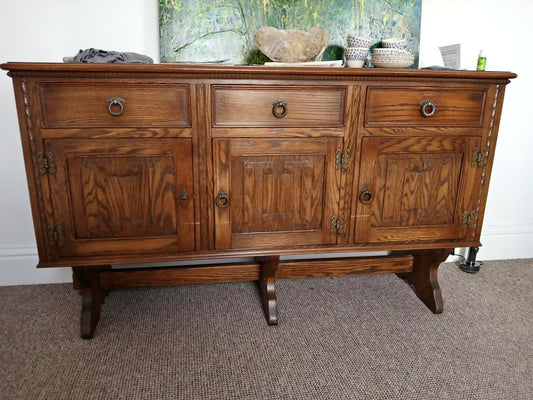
335,148,342,170
37,151,56,175
330,214,345,235
47,225,64,246
461,211,478,230
335,149,350,171
471,147,488,168
342,149,350,171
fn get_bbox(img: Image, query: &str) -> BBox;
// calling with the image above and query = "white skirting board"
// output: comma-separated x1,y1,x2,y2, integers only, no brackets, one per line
477,223,533,260
1,223,532,286
0,245,71,286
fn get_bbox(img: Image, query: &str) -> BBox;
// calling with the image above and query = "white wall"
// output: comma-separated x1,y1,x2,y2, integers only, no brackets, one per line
418,0,533,260
0,0,531,285
0,0,160,284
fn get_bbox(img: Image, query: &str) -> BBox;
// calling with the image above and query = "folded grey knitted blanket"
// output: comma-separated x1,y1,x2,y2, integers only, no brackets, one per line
63,48,153,64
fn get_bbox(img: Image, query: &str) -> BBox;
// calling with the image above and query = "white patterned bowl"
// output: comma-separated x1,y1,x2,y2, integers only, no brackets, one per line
371,53,414,62
372,61,414,68
347,35,372,48
382,37,407,49
372,48,411,56
371,50,414,68
345,47,369,61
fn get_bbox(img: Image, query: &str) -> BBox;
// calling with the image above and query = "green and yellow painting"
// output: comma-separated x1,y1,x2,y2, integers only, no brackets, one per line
159,0,421,65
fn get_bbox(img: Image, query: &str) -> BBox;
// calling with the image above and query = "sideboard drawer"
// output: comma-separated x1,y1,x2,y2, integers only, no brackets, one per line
364,86,487,127
38,83,191,128
212,85,346,127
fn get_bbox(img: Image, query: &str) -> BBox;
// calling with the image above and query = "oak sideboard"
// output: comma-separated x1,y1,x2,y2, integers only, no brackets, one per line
1,62,516,338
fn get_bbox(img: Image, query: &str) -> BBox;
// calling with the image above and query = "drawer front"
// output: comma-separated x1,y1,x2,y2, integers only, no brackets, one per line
365,86,487,127
212,85,345,127
38,83,191,128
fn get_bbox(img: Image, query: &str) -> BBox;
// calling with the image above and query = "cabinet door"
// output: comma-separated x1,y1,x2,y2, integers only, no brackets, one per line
213,138,341,249
46,138,195,257
354,136,479,243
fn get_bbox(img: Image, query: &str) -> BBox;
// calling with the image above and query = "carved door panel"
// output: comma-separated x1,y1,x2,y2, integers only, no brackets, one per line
45,138,195,257
213,138,341,249
354,136,480,243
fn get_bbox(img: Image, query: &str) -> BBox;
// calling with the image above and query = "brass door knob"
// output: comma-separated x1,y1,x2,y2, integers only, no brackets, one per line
359,185,373,204
180,188,189,202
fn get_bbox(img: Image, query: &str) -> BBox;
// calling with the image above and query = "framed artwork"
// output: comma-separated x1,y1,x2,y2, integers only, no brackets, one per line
159,0,421,66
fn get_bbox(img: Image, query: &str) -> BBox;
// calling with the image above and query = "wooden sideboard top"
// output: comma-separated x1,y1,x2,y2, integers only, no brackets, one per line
1,62,517,82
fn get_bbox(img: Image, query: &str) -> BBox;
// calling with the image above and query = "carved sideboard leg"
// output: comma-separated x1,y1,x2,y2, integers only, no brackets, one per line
403,248,452,314
259,256,280,326
72,266,108,339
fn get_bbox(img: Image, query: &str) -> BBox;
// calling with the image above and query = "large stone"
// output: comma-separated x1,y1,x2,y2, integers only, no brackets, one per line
253,26,328,63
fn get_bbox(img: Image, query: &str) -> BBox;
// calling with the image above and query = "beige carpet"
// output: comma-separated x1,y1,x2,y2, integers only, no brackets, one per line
1,259,532,399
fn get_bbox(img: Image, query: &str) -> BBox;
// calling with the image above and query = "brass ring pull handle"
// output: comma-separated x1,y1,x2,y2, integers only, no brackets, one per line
420,100,436,117
272,101,288,118
359,185,373,204
215,188,230,208
107,97,125,116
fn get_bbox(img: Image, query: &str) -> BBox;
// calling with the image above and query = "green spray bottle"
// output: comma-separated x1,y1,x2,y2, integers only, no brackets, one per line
476,50,486,71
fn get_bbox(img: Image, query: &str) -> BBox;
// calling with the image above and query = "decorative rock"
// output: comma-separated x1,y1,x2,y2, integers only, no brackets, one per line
253,26,328,63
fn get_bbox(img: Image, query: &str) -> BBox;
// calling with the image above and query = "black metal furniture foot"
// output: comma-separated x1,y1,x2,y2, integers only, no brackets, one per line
459,246,482,274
